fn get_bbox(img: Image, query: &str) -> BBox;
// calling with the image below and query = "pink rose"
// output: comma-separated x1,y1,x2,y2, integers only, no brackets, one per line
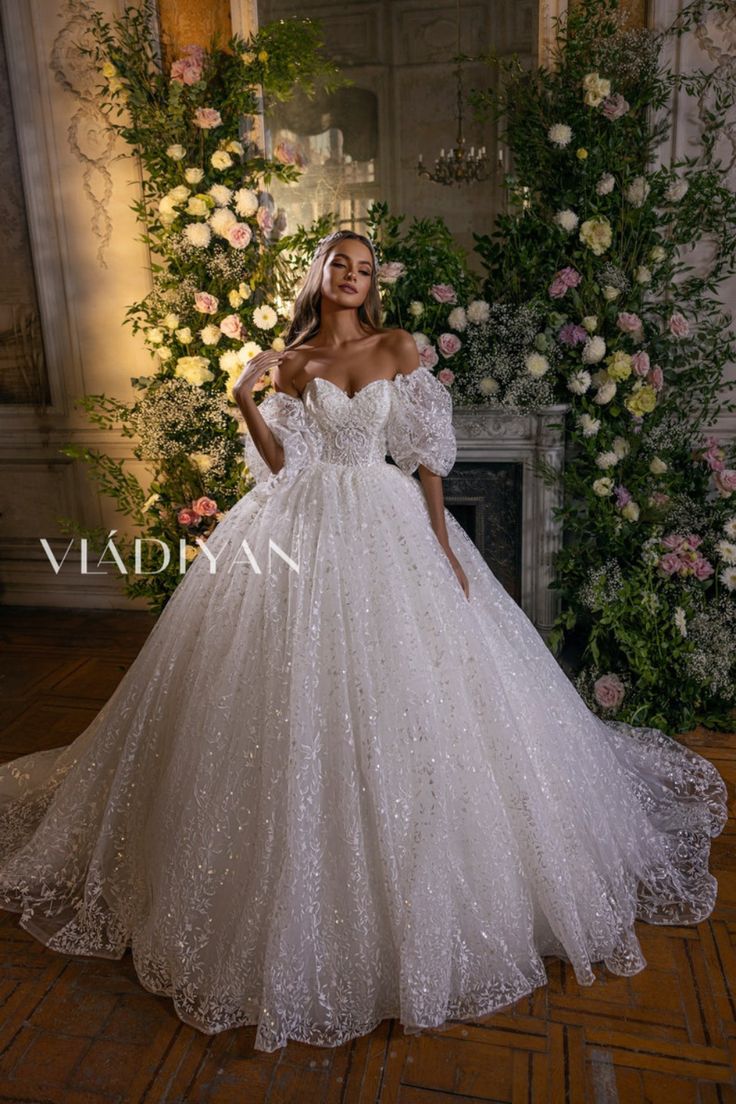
548,277,569,299
593,673,625,711
438,332,462,357
693,557,715,580
668,311,690,337
602,93,630,120
177,508,197,526
649,492,670,506
193,107,222,130
192,496,218,517
430,283,457,304
376,261,406,283
419,343,439,368
714,469,736,496
219,314,244,339
256,206,273,234
617,311,643,335
658,552,682,575
648,365,664,391
549,266,581,298
194,291,219,314
438,368,455,385
226,223,253,249
631,350,650,376
703,435,726,471
171,55,203,84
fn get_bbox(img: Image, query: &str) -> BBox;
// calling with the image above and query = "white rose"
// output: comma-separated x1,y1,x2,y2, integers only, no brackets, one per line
593,477,614,496
166,144,186,161
146,327,164,345
582,336,606,364
582,315,598,333
408,301,424,318
157,346,172,361
228,290,243,308
211,150,233,170
412,332,430,348
665,178,688,202
622,501,640,521
602,285,621,301
186,196,209,217
649,245,666,263
175,327,192,343
163,313,179,330
170,185,190,203
650,456,668,474
635,265,652,284
185,167,204,184
612,436,630,458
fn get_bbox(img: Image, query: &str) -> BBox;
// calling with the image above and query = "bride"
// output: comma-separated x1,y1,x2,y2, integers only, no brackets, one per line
0,229,727,1053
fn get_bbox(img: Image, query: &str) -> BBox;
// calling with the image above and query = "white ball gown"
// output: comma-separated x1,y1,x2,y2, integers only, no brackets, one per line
0,365,728,1053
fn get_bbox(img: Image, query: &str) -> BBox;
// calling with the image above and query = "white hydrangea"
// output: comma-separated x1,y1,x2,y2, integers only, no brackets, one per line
567,369,591,395
447,306,467,332
577,412,601,436
185,167,204,184
624,175,650,208
233,188,259,217
548,123,573,147
184,223,212,248
554,208,579,232
209,184,233,206
466,299,490,324
582,335,606,364
596,173,615,195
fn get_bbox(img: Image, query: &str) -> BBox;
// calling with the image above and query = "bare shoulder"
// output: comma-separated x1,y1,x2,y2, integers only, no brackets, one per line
380,328,420,376
272,347,305,396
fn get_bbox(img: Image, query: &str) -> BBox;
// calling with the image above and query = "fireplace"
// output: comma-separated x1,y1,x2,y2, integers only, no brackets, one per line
445,405,569,638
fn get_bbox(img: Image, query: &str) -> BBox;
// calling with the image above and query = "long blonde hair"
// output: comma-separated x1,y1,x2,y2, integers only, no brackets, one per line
283,230,389,349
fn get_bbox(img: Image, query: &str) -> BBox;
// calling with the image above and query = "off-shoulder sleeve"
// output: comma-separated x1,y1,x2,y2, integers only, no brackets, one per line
243,392,322,493
386,366,457,477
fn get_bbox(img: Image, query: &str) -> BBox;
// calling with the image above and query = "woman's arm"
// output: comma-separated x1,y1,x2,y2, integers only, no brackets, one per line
231,350,286,475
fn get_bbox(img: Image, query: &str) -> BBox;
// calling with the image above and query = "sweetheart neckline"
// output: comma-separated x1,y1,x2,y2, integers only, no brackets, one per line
303,375,396,402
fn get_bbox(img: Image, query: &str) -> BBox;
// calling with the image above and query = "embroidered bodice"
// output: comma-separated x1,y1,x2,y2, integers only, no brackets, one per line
243,365,457,494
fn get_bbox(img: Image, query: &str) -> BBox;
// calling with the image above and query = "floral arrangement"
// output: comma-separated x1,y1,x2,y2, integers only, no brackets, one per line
462,0,736,733
58,2,340,611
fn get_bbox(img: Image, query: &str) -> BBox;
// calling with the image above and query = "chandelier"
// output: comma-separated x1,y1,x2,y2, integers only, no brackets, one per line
416,0,489,186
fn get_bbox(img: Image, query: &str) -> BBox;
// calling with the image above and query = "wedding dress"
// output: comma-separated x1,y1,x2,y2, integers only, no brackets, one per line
0,365,728,1053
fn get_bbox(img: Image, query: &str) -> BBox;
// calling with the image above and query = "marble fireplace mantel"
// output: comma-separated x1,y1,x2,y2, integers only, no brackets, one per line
445,404,570,638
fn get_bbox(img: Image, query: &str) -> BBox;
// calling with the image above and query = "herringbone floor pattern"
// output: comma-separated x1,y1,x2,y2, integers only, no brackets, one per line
0,606,733,1103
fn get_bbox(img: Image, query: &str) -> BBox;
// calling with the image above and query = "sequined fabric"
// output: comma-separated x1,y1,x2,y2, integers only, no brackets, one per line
0,365,727,1051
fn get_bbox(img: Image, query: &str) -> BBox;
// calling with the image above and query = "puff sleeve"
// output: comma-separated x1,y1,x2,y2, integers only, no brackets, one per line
243,392,322,494
386,366,457,477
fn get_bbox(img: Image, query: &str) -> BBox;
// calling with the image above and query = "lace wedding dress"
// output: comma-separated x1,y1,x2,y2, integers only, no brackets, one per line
0,366,727,1052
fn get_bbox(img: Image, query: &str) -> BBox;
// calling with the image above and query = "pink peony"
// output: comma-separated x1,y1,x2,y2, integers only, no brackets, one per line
648,365,664,391
194,291,218,314
438,332,462,357
631,350,650,377
226,223,253,249
192,496,218,517
437,368,455,385
177,508,197,526
219,314,244,339
593,673,625,711
601,93,630,120
714,469,736,496
171,55,203,84
668,311,690,337
430,283,457,304
193,107,222,130
419,343,439,368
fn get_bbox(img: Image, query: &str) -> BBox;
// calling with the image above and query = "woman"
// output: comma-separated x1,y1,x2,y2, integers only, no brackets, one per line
0,229,727,1053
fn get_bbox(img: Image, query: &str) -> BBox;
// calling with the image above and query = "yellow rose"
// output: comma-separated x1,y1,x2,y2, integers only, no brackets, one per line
625,382,657,416
257,49,269,62
605,350,632,381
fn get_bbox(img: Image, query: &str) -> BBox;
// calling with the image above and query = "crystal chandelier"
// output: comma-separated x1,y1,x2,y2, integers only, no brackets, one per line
416,0,489,186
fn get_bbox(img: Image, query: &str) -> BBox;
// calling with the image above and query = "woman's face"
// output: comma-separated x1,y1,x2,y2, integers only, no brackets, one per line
320,240,374,309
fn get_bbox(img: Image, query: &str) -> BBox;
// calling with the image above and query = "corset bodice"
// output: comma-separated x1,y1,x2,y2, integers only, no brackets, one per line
302,376,392,466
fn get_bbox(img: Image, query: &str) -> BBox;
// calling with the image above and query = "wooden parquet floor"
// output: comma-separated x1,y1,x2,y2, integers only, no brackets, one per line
0,605,733,1104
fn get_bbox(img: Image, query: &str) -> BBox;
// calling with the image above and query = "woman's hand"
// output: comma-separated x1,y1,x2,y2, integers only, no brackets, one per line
442,543,470,600
231,349,285,402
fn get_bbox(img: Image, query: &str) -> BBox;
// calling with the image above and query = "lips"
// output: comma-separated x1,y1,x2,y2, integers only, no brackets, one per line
339,284,357,294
